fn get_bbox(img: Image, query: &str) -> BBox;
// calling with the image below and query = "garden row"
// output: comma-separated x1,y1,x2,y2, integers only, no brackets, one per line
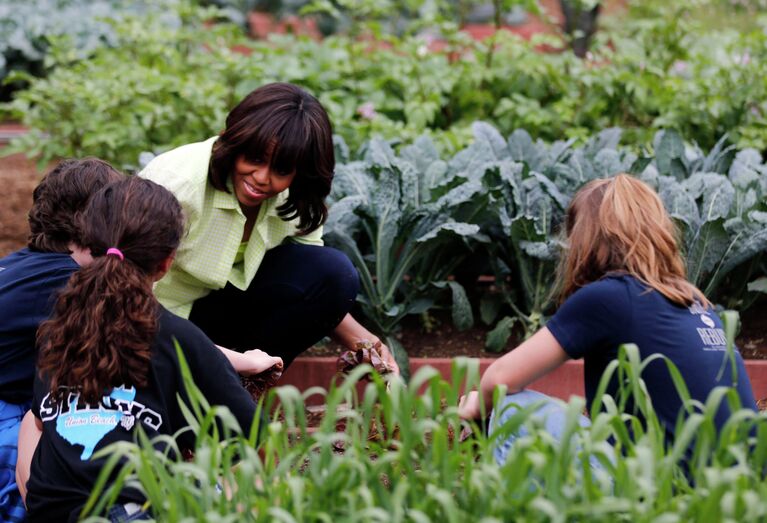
5,1,767,168
80,347,767,521
324,124,767,371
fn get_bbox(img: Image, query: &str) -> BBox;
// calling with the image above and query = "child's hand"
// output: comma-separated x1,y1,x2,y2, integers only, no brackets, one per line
239,349,283,376
458,391,483,420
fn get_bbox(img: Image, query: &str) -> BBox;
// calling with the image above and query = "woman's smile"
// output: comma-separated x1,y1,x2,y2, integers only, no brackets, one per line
232,155,295,212
241,178,268,200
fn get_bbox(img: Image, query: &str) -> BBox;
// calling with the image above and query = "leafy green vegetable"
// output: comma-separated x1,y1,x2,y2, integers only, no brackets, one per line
324,136,490,372
748,277,767,294
10,2,767,164
0,0,186,99
468,124,636,340
328,124,766,354
650,131,767,307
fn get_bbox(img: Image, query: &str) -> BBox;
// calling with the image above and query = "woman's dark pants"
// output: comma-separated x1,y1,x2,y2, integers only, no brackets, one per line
189,243,360,367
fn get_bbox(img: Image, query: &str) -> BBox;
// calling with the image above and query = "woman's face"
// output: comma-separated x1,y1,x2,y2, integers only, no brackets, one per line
232,155,296,214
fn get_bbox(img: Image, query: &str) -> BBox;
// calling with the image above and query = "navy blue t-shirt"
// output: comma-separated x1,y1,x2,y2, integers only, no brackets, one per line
547,274,757,441
0,248,79,404
26,307,257,523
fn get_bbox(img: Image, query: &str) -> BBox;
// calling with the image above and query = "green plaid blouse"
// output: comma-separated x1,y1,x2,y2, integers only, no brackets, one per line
138,137,323,319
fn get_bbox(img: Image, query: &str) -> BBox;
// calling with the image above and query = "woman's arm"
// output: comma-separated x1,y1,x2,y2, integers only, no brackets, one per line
331,314,400,375
16,410,43,507
458,327,570,420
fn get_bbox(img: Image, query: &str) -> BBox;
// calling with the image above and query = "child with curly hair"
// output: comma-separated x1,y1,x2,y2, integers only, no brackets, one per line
18,177,275,522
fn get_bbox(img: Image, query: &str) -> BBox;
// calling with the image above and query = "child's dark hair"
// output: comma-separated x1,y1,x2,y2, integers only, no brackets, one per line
37,177,184,404
209,82,334,234
28,158,123,253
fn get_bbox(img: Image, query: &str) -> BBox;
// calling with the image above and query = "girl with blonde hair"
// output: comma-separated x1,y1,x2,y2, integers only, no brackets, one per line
459,174,756,461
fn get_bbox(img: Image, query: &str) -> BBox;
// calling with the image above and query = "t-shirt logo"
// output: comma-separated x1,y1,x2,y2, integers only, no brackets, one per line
693,313,728,350
120,414,136,431
39,385,163,460
688,303,708,315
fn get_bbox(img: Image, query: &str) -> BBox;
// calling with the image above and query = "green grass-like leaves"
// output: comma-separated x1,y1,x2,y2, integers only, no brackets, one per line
81,344,766,522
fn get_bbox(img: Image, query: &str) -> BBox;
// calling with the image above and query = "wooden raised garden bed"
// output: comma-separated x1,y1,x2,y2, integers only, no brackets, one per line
280,357,767,406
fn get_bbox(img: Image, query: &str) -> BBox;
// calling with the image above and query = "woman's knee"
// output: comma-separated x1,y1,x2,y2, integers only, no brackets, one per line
263,244,360,316
278,244,359,301
315,247,359,299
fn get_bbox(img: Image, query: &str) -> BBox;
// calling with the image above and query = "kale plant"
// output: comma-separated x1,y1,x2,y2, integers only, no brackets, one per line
324,137,490,373
648,130,767,308
468,123,640,350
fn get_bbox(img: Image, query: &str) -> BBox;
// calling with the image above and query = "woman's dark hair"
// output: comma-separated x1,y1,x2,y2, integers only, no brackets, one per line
37,177,185,404
209,82,334,234
28,158,123,253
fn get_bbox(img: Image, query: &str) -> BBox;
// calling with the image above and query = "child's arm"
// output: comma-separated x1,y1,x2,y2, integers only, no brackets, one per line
216,345,283,376
16,410,43,507
458,327,570,420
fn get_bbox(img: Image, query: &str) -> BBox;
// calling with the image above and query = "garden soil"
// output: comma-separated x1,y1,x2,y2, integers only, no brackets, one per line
0,152,40,257
1,150,765,359
307,306,767,360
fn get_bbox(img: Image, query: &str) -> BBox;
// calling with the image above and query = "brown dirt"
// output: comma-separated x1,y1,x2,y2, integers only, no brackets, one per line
306,314,521,359
307,303,767,360
0,151,44,257
738,303,767,359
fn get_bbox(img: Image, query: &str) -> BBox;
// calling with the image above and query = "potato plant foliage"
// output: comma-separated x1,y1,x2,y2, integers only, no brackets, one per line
8,1,767,164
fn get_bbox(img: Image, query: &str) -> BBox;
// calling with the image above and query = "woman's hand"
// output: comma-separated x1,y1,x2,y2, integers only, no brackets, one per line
332,314,401,376
376,341,401,376
459,328,571,422
458,390,483,420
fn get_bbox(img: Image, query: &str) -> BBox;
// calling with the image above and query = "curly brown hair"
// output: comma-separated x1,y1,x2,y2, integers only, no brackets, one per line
37,177,184,404
209,82,334,235
27,158,123,253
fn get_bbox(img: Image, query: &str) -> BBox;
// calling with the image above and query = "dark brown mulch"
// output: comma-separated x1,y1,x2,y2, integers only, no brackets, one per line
308,301,767,360
737,302,767,359
305,320,516,359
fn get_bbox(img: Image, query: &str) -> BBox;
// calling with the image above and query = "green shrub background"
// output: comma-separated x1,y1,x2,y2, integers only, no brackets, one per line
2,0,766,355
6,1,767,168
